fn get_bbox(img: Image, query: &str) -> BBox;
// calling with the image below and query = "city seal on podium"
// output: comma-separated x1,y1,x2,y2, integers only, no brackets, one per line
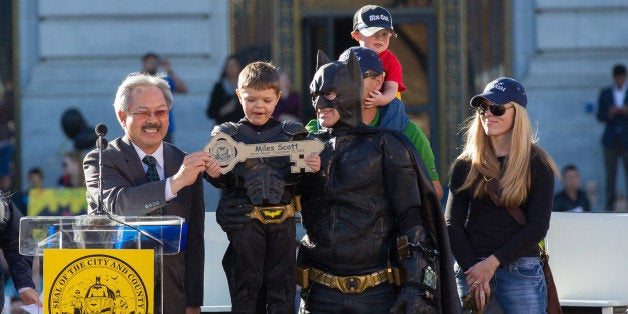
45,249,154,314
204,132,324,174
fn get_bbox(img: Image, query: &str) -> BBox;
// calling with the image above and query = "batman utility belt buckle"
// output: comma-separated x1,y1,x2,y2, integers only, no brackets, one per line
249,204,295,224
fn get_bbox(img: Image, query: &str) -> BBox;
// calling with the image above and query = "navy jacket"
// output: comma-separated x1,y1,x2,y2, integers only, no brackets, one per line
0,199,36,292
597,86,628,148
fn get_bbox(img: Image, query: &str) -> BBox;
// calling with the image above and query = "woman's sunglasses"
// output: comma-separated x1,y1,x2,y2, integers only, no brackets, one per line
476,103,513,116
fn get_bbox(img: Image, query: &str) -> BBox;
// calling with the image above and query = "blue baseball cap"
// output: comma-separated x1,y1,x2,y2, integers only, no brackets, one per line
338,46,383,75
470,77,527,108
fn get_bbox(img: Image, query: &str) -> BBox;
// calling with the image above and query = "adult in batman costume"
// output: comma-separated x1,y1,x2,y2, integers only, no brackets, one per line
296,50,460,313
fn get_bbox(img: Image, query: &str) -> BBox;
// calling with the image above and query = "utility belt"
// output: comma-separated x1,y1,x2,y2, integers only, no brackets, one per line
249,197,299,224
296,266,405,294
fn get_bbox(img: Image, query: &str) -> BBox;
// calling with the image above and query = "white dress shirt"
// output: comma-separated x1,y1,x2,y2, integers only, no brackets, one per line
131,142,176,201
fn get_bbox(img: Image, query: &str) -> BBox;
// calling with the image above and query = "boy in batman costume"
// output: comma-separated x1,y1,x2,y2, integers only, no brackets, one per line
207,61,320,313
296,51,460,313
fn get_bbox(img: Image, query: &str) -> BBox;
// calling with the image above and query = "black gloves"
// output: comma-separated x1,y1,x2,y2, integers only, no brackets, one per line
390,226,436,314
391,287,433,314
215,198,252,232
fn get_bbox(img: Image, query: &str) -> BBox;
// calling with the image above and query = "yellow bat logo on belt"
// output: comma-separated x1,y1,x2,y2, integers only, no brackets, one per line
261,209,284,219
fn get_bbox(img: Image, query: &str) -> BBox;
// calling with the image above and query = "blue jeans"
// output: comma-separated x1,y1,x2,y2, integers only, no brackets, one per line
299,283,397,314
455,257,547,314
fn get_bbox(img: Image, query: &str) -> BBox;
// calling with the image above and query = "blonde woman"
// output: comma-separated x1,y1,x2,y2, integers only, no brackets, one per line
445,77,559,313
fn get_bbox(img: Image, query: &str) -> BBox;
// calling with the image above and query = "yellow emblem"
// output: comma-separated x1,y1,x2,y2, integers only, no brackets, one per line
45,249,154,314
261,209,284,219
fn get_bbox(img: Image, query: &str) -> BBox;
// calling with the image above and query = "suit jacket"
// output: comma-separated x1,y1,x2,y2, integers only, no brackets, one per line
1,200,35,294
597,86,628,148
84,136,205,312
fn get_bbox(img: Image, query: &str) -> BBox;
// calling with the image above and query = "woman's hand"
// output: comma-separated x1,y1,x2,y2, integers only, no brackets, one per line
465,255,500,310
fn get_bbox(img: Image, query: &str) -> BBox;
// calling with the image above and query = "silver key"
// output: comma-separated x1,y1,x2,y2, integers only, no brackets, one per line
204,132,324,174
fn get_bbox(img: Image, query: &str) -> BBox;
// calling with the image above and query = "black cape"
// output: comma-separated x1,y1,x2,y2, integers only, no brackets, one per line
351,125,461,314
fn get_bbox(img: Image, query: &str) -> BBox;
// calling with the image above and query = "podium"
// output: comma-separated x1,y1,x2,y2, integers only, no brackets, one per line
20,214,185,314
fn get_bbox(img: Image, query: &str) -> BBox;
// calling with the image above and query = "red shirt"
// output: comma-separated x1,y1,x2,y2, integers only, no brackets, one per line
378,50,406,92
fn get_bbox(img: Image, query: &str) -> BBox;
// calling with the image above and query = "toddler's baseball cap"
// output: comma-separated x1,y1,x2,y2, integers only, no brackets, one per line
470,77,527,108
353,5,395,37
338,46,383,75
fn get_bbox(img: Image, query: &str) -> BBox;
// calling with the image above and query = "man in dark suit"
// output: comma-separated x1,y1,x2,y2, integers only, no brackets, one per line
84,72,213,314
597,64,628,210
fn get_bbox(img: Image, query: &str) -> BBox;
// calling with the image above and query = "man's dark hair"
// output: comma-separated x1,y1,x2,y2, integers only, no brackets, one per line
27,167,43,177
561,163,578,176
613,64,626,76
142,52,159,62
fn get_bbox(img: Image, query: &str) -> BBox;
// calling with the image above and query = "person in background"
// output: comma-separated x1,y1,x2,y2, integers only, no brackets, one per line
12,167,44,216
26,167,44,191
206,55,244,125
57,151,85,188
83,72,207,313
24,168,45,305
445,77,559,312
141,52,188,143
23,167,44,205
272,71,302,122
597,63,628,210
553,164,591,212
0,79,15,192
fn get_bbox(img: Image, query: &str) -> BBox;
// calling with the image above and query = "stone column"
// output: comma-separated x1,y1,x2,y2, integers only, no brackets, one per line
437,0,467,173
272,0,301,90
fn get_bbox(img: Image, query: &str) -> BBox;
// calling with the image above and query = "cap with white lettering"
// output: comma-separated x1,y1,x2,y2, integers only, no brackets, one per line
353,5,395,37
470,77,527,108
339,46,383,75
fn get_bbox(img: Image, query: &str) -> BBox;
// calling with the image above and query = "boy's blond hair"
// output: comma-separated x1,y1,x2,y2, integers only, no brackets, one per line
237,61,281,95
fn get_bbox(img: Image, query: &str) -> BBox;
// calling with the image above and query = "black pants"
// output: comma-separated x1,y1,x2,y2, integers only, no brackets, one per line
222,218,296,314
300,283,397,314
603,145,628,209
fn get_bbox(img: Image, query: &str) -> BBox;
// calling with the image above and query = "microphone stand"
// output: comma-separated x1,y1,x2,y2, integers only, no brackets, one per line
96,136,107,215
92,123,165,313
94,123,108,215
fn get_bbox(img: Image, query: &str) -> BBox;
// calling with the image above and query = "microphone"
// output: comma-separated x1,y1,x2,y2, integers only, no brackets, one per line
95,124,108,149
94,124,108,215
95,123,107,137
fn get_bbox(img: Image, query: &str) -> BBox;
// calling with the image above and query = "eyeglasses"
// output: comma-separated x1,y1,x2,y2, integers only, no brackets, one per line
477,103,513,116
362,71,381,79
130,109,170,119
